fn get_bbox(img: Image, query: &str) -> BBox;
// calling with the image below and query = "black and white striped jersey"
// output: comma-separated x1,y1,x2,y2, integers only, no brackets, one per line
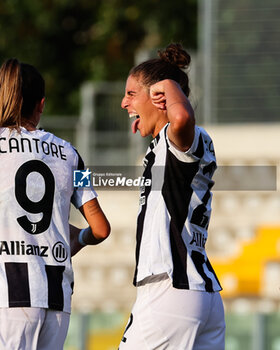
0,127,96,313
134,123,222,292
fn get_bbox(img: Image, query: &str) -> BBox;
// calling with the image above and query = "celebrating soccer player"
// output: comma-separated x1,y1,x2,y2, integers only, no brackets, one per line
0,58,110,349
119,43,225,350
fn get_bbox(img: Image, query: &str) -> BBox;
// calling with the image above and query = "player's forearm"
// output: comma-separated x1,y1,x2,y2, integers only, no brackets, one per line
70,223,110,257
79,226,109,245
163,80,195,128
162,80,195,151
80,198,111,242
163,80,188,107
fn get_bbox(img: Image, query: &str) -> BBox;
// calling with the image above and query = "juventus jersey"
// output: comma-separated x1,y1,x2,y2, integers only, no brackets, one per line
134,123,222,292
0,127,96,313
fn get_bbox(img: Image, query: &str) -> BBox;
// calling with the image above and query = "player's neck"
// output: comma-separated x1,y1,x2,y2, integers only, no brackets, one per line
21,118,38,131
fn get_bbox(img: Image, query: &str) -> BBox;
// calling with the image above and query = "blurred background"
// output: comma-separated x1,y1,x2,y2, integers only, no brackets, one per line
1,0,280,349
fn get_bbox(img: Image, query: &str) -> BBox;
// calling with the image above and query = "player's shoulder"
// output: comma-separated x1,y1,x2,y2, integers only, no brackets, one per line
38,128,69,144
194,125,215,150
195,125,213,141
194,125,216,160
38,128,83,164
38,128,77,151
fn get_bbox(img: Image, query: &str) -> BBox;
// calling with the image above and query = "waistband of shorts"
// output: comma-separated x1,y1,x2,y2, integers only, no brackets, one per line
135,272,170,287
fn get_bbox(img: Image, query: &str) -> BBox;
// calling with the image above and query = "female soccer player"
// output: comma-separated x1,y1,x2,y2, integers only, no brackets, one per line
118,43,225,350
0,58,110,349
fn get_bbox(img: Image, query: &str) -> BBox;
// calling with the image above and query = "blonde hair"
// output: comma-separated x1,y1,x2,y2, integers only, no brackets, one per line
0,58,45,130
0,59,23,129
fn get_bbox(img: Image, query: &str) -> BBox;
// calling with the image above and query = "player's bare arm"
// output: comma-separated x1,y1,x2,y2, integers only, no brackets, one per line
150,79,195,151
71,198,111,256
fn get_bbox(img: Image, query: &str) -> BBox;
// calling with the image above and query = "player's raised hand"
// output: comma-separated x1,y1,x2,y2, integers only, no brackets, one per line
150,81,167,110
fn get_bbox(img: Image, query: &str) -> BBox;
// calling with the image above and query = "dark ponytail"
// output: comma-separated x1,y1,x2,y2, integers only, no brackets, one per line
21,63,45,118
129,43,191,97
158,43,191,69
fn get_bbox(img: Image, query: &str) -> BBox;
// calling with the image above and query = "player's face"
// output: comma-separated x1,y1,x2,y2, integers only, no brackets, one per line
121,75,163,138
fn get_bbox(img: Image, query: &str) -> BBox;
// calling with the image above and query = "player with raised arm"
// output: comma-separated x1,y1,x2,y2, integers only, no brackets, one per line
118,43,225,350
0,58,110,350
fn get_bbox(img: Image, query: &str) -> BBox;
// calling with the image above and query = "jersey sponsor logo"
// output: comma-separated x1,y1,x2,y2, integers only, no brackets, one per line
73,169,91,187
0,240,68,262
190,231,206,248
0,240,48,257
52,241,68,262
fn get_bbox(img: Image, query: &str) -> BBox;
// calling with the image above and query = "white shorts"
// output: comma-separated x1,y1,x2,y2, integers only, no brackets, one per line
0,307,70,350
119,278,225,350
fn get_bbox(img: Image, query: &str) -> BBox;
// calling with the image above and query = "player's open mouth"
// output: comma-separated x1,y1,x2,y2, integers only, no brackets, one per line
129,113,140,134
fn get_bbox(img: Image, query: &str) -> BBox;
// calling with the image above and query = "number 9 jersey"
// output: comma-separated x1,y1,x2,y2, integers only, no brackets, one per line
0,127,97,313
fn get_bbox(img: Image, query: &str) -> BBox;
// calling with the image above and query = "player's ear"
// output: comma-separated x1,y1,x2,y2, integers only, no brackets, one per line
38,98,45,114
